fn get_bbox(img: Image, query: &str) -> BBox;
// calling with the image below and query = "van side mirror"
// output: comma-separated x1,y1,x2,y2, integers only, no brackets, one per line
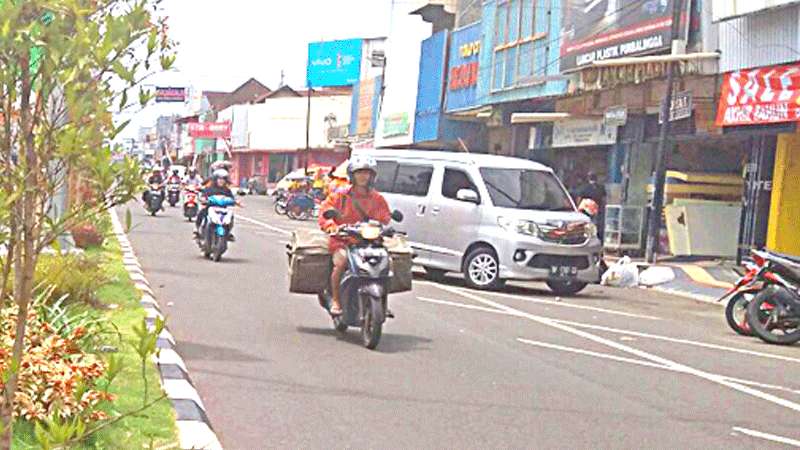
391,210,404,223
456,189,480,204
323,209,341,220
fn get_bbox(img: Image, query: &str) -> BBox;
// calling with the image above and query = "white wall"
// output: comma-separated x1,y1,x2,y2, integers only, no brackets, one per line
374,2,432,147
219,95,351,151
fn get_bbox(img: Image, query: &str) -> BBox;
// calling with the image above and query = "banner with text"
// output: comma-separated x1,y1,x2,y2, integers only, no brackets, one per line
188,121,232,139
716,63,800,127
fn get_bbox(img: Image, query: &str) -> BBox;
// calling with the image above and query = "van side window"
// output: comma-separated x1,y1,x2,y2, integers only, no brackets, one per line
394,164,433,196
442,168,479,202
374,161,398,193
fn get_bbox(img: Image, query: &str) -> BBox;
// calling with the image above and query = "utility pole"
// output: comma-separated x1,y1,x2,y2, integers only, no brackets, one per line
645,0,684,263
305,84,312,175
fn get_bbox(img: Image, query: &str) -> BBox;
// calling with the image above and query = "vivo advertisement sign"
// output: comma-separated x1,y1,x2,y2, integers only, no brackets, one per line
445,23,481,112
307,39,363,87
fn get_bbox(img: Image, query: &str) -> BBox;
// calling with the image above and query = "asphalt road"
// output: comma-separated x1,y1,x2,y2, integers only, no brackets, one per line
120,196,800,449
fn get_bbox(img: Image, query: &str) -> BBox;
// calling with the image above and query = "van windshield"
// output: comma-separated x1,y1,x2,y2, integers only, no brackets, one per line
479,168,575,211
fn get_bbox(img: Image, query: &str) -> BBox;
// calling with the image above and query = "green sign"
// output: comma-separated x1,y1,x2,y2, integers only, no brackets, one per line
194,138,216,155
382,113,410,138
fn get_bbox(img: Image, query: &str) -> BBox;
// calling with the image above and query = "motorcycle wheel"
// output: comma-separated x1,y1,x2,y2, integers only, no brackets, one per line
202,229,212,258
724,290,756,336
747,288,800,345
361,297,384,350
274,202,287,215
212,234,226,262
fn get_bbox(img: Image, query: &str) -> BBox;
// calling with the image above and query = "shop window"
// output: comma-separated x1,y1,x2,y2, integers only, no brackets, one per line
492,0,548,91
442,168,480,202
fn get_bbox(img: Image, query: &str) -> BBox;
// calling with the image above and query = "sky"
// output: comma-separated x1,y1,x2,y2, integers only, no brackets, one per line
119,0,400,140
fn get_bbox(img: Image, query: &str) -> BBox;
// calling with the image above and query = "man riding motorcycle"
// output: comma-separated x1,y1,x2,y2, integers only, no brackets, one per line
318,155,391,316
143,168,165,208
183,167,203,187
195,169,239,241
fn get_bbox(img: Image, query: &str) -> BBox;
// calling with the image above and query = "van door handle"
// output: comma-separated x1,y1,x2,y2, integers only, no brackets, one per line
417,204,426,215
431,206,441,215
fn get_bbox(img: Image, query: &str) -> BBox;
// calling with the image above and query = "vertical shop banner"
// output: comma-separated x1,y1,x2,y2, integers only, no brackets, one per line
560,0,690,71
414,30,448,143
356,78,376,135
307,39,363,87
446,22,482,112
716,63,800,126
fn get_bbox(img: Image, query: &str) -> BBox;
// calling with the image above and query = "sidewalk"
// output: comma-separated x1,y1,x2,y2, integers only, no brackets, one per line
622,256,741,304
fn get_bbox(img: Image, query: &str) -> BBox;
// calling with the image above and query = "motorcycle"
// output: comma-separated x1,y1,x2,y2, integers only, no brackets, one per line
182,186,200,221
747,251,800,345
720,250,776,336
286,192,315,221
167,182,181,207
197,195,236,262
274,191,289,216
317,208,404,350
145,183,164,216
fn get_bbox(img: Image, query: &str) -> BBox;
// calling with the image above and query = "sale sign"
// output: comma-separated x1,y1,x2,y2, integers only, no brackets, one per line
716,63,800,127
187,121,231,139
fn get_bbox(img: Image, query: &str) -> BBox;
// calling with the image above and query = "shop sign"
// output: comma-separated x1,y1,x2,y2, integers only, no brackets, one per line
659,91,693,124
188,121,231,139
716,63,800,127
449,62,479,90
356,78,376,135
560,0,691,72
712,0,800,22
552,118,618,148
382,113,410,138
445,22,482,112
306,38,363,87
155,87,186,103
604,106,628,127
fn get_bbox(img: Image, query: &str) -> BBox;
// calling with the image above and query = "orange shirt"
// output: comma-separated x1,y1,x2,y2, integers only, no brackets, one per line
319,187,391,251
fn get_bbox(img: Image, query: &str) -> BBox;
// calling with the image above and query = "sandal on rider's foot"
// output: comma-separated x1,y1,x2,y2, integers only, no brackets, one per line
330,305,343,316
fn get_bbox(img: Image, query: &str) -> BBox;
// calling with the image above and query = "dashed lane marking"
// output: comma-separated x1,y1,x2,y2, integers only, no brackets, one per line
732,427,800,447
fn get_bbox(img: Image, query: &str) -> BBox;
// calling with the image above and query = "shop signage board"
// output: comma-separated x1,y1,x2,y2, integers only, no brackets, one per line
306,39,363,87
560,0,691,72
604,105,628,126
552,118,618,147
356,77,376,135
712,0,800,22
716,63,800,127
188,121,232,139
659,90,693,123
155,87,186,103
382,113,410,138
445,22,482,112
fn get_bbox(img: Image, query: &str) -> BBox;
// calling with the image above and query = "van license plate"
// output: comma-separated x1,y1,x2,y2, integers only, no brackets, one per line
550,266,578,278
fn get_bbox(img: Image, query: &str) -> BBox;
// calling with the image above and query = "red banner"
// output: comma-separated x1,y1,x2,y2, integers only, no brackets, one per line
716,63,800,127
187,121,231,139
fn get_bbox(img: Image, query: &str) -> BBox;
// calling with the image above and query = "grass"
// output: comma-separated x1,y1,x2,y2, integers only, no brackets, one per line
12,237,178,449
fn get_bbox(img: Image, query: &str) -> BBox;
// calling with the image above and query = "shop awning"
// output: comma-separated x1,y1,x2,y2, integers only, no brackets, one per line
510,112,572,124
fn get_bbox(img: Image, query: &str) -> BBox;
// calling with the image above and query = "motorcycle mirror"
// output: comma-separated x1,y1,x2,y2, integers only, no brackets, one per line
323,209,341,220
391,210,404,223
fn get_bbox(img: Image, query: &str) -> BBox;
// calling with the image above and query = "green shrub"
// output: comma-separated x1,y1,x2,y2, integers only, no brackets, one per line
33,254,109,306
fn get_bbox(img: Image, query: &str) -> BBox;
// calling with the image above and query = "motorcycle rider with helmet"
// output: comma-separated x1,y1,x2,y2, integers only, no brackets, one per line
318,155,391,316
142,168,165,208
183,167,204,187
195,168,240,241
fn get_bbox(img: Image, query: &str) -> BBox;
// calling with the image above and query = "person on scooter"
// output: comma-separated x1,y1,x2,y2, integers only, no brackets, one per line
183,167,204,187
318,155,391,316
143,168,165,207
168,169,181,185
195,169,239,241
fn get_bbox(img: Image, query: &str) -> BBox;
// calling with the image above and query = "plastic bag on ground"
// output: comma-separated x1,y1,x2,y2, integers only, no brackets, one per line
638,266,676,287
600,256,640,288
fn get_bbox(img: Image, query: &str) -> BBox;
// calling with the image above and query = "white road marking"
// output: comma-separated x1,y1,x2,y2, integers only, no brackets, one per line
416,281,661,320
517,338,671,371
732,427,800,447
238,214,292,235
417,296,509,314
430,282,800,414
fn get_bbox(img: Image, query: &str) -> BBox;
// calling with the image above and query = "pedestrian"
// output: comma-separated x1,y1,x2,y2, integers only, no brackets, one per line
578,172,606,240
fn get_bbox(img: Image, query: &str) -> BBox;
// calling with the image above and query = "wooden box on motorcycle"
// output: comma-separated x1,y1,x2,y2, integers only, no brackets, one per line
287,229,330,294
286,230,414,294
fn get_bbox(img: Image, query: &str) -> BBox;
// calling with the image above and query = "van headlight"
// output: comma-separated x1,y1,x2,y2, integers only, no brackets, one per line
498,217,540,236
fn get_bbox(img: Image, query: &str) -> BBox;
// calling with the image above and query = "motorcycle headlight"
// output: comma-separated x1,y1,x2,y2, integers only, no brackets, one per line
498,217,539,236
360,225,381,240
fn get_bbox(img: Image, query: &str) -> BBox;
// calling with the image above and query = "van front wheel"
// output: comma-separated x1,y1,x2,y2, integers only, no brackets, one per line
463,248,502,290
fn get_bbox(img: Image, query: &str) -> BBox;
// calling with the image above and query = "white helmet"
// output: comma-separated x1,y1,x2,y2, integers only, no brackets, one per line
212,168,229,181
348,154,377,177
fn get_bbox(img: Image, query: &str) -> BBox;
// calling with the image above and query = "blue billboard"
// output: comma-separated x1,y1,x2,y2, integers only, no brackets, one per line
445,22,481,112
307,39,363,88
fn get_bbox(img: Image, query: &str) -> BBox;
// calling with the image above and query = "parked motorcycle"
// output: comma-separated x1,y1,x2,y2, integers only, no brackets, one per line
747,251,800,345
719,251,773,335
145,183,164,216
182,186,200,221
317,208,404,350
167,182,181,207
197,195,236,262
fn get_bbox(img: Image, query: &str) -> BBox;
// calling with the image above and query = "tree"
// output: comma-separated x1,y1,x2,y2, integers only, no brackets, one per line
0,1,174,447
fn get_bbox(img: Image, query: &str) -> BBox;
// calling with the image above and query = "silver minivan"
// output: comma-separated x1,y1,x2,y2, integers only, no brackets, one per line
356,149,603,295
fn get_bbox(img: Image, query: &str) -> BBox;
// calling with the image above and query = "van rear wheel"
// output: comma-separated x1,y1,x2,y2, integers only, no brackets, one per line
463,247,502,290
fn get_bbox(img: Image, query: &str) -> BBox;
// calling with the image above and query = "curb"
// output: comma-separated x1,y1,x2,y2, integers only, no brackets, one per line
110,210,223,450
